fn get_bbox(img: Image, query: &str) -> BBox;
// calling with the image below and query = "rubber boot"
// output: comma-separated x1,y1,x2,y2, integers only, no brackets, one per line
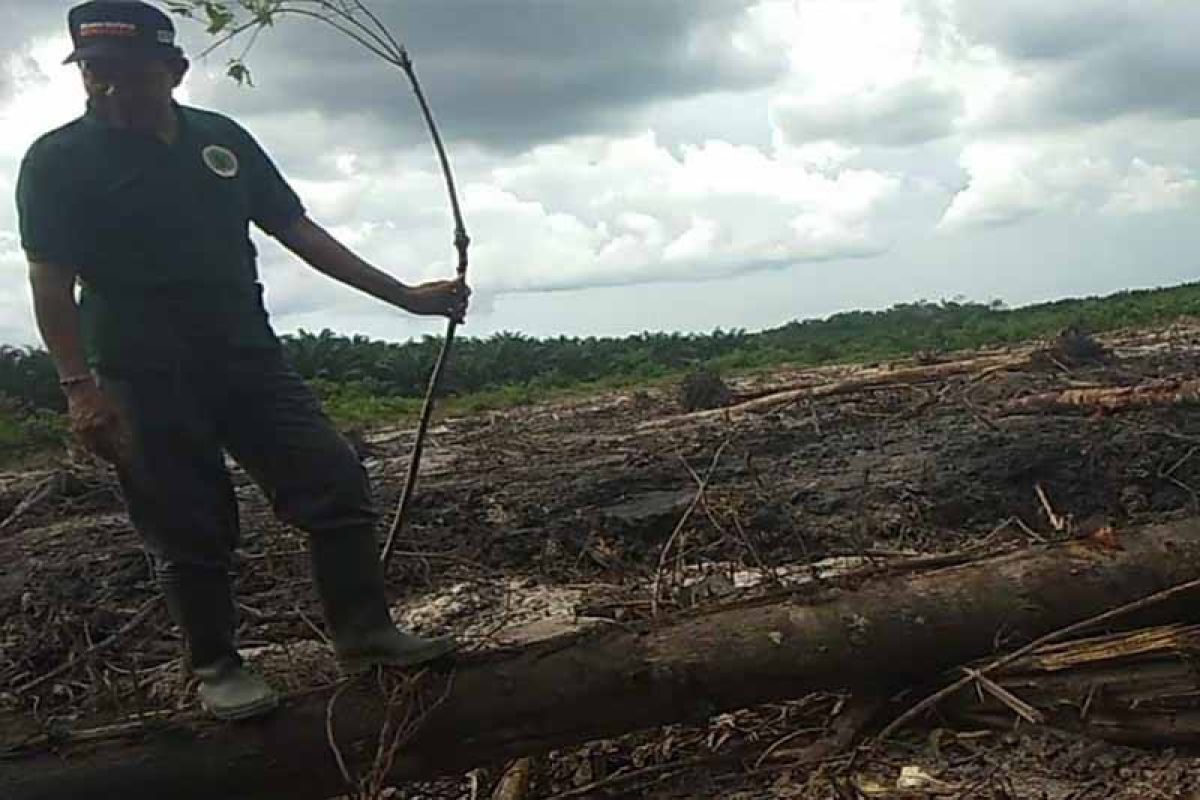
159,567,279,721
310,528,457,673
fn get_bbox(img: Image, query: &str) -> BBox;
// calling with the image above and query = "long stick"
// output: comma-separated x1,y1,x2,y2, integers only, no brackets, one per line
380,46,470,568
178,3,469,569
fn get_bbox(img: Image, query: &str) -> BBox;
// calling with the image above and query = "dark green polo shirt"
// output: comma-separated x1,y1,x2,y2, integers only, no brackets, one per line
15,102,305,372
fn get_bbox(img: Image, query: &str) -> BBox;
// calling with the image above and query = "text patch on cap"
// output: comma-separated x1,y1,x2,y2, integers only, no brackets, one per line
80,22,138,38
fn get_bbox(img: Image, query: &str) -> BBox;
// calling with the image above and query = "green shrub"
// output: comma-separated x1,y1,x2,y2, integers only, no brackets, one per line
0,398,66,463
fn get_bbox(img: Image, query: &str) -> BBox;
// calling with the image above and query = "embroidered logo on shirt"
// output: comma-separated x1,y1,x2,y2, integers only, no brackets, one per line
202,145,239,178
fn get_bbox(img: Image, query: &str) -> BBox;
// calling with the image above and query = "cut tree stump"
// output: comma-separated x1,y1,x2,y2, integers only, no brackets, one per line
5,518,1200,800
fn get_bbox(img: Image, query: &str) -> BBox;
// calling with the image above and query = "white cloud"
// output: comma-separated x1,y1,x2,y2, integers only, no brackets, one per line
774,78,961,147
940,140,1095,229
270,130,902,297
475,133,901,289
940,138,1199,230
1102,159,1200,216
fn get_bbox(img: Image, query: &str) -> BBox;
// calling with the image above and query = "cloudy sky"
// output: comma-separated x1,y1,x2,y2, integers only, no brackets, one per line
1,1,1197,347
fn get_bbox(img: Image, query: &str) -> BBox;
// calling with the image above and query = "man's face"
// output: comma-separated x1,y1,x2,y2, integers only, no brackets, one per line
80,57,182,127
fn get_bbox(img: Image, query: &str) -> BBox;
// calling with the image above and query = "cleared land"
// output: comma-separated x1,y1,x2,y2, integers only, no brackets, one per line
4,318,1200,798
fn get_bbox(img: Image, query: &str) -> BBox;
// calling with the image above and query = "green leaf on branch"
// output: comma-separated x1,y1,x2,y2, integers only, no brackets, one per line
226,59,254,86
202,1,236,35
249,0,280,26
163,1,195,18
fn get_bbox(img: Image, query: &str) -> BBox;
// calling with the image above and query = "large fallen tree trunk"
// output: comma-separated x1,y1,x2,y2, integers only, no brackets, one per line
5,519,1200,800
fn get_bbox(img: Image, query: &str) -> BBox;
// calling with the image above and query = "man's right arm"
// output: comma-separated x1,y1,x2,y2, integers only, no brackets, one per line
28,259,130,464
28,259,90,384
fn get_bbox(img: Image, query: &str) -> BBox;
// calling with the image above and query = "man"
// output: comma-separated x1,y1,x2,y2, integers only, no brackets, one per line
16,0,468,721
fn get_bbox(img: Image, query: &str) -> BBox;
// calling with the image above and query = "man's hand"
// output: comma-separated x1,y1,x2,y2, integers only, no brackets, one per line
65,381,133,465
401,279,472,323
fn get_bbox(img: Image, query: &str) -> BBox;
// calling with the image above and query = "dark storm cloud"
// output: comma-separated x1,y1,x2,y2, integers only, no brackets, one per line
180,0,784,152
954,1,1200,127
775,79,962,148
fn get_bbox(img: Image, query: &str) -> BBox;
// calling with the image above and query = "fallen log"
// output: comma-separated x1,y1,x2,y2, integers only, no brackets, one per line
642,352,1031,429
5,518,1200,800
1000,379,1200,416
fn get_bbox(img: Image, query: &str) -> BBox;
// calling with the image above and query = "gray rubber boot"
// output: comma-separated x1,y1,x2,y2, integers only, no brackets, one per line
310,528,457,673
159,568,279,721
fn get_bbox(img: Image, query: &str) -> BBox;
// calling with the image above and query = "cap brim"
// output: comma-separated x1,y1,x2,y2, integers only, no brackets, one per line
63,42,175,65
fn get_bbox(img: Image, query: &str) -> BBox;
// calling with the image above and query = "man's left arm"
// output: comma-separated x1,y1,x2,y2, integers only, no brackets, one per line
235,120,468,322
275,215,469,322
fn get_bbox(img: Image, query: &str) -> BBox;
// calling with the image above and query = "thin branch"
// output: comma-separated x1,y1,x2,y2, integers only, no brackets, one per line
294,0,398,57
397,45,471,269
382,326,459,568
15,596,161,696
349,0,405,56
190,2,399,65
237,20,266,64
276,8,400,65
650,440,731,617
325,680,356,792
194,16,264,60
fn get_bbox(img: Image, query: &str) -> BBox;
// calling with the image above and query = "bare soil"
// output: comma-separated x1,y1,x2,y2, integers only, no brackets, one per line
4,319,1200,798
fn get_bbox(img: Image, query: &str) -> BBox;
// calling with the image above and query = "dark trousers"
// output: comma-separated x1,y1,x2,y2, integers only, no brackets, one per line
100,349,378,577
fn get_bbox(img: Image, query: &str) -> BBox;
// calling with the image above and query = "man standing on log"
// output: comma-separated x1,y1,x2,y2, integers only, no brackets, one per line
15,0,467,720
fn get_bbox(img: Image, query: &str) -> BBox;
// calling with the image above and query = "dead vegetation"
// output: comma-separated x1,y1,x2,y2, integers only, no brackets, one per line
5,319,1200,798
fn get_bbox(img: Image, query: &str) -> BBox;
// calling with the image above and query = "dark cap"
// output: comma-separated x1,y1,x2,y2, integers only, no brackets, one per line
63,1,181,64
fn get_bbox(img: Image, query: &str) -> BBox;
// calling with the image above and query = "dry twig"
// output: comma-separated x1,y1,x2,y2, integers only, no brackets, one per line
1034,483,1068,533
325,668,456,800
650,440,731,617
14,596,161,696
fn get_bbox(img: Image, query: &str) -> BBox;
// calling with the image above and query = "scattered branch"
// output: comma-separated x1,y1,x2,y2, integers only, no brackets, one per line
14,596,162,696
876,575,1200,742
650,440,731,617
